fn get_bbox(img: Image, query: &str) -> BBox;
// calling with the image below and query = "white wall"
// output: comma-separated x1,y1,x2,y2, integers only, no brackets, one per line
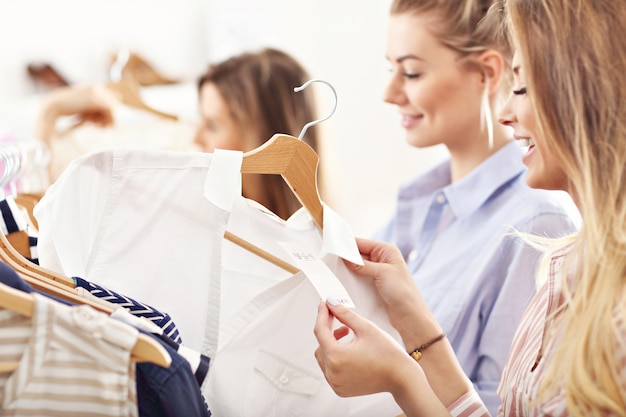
0,0,448,236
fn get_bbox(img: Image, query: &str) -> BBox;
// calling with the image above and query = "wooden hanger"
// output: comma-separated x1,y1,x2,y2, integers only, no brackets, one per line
107,77,179,121
0,196,74,289
223,80,336,273
240,134,324,229
0,281,171,370
222,134,322,274
0,223,75,288
0,199,170,367
0,193,77,288
14,192,42,229
0,239,172,369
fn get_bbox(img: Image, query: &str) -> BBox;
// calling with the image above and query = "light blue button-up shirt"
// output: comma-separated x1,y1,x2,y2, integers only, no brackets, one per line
374,141,579,415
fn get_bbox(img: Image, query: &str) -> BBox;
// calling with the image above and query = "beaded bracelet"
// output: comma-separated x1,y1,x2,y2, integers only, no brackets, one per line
409,333,446,362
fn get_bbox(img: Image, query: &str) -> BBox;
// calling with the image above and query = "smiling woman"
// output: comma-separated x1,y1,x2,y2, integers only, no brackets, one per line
499,55,568,191
314,0,626,416
367,0,579,414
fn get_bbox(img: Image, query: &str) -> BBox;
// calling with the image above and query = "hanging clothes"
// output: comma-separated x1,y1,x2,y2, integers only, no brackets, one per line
201,152,402,416
0,261,211,417
34,148,404,416
35,149,228,352
0,293,139,416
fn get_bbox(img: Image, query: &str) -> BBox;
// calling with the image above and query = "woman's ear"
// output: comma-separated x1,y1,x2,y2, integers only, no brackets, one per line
477,50,504,95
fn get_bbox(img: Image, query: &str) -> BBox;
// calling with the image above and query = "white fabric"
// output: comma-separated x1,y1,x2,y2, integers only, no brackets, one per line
35,147,404,416
34,148,229,351
201,151,403,416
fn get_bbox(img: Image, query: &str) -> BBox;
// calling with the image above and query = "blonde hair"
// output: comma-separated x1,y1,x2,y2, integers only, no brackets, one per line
390,0,513,146
505,0,626,415
198,48,319,220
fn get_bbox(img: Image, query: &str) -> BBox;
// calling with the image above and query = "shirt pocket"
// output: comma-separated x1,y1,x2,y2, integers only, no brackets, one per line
254,349,321,395
243,349,349,417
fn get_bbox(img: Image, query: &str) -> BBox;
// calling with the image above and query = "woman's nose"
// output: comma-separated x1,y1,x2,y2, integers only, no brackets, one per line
497,97,516,127
382,73,406,106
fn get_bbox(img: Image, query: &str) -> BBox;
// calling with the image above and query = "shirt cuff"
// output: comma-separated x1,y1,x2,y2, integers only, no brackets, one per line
447,389,490,417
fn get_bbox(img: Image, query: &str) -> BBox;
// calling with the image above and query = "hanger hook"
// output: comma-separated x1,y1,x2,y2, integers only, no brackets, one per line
294,79,338,140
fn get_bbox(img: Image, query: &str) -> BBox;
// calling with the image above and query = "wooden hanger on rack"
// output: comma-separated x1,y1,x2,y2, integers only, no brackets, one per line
240,134,323,229
0,193,76,288
107,49,178,121
0,281,171,371
0,231,75,288
14,192,43,229
0,145,75,289
107,77,178,121
223,79,337,273
0,201,169,367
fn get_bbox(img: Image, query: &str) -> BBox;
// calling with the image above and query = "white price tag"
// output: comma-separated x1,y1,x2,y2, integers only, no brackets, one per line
278,242,355,308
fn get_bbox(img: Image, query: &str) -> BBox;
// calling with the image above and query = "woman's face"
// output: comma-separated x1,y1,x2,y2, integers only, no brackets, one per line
498,52,568,191
384,13,484,150
194,82,245,152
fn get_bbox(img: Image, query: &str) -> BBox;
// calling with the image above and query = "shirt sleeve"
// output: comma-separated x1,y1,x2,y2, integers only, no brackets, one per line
447,390,490,417
472,211,577,414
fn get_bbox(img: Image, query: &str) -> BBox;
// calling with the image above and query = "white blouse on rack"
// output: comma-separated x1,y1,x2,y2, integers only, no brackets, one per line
34,147,404,416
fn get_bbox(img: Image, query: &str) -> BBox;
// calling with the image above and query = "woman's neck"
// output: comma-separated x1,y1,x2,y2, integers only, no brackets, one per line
447,125,511,183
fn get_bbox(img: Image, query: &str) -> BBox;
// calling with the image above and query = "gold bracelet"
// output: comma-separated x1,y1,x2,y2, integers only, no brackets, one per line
409,333,446,362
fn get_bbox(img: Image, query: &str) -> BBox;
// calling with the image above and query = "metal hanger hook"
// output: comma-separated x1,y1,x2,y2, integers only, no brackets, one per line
294,79,338,140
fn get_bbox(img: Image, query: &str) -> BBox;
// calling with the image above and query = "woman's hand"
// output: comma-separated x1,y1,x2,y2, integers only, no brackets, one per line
340,238,477,410
314,298,419,397
36,84,119,143
344,238,434,334
314,299,451,416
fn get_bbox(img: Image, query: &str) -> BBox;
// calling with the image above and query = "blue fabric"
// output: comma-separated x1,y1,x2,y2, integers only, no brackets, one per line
0,261,71,305
0,199,19,233
153,332,210,387
73,276,182,344
373,141,579,415
0,260,33,292
136,334,211,417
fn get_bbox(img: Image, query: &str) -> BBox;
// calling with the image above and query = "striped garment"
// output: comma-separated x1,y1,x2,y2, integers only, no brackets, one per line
449,248,626,416
0,293,139,416
73,277,182,344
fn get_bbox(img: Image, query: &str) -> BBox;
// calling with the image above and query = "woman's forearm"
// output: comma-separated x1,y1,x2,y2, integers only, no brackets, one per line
34,98,60,144
392,303,474,408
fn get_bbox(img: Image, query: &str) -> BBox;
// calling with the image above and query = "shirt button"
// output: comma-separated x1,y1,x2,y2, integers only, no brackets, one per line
407,250,418,262
279,375,289,384
436,193,446,204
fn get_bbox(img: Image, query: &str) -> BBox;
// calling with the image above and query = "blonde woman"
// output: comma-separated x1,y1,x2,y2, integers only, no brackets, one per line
370,0,577,414
314,0,626,416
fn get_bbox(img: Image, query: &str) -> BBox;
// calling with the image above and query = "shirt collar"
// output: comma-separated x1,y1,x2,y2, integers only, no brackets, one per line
207,149,363,266
289,203,363,265
400,141,526,220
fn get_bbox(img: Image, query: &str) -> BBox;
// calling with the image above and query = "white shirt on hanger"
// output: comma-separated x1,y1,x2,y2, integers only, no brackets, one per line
34,148,404,416
34,148,228,351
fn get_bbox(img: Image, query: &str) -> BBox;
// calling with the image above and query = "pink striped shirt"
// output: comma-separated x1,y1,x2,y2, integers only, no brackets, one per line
448,247,626,416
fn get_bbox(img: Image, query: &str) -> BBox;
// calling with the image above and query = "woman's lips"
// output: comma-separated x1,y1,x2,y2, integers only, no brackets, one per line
401,114,423,129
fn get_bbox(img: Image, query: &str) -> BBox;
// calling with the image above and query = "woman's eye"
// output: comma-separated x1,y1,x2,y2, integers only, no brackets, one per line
403,73,421,80
512,87,527,95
